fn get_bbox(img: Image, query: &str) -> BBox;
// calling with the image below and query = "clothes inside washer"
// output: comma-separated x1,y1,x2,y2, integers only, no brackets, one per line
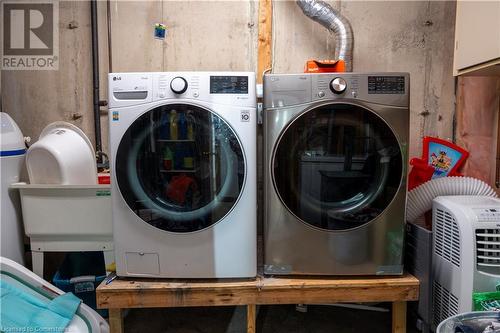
166,174,198,206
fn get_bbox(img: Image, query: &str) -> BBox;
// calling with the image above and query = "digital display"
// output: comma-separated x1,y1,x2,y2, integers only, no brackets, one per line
210,76,248,94
368,76,405,94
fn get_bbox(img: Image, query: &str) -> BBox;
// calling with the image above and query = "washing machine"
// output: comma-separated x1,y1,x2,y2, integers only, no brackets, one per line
109,72,256,278
264,73,409,275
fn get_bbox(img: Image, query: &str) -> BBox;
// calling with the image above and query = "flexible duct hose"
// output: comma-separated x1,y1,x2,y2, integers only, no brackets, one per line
406,177,498,223
296,0,354,71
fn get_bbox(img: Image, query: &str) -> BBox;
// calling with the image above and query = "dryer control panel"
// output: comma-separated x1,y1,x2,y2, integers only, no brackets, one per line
263,73,409,109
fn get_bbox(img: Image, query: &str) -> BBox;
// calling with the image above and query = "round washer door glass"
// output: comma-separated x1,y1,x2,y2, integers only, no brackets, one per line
273,103,403,231
116,104,245,233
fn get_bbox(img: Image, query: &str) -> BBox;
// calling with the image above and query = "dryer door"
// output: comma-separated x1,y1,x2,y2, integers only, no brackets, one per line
272,103,403,231
116,104,245,233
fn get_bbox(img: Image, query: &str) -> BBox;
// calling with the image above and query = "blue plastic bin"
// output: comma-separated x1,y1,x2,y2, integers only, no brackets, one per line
52,252,108,317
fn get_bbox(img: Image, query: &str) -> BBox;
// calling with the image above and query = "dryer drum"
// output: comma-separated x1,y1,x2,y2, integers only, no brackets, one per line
115,104,245,233
272,103,403,231
286,123,390,213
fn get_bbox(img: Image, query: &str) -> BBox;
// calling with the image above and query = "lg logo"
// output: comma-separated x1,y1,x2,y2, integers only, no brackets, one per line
2,1,59,70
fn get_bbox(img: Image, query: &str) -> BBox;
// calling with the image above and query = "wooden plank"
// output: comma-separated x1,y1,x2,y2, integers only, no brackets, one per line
392,301,407,333
257,0,272,83
247,304,256,333
108,309,124,333
97,274,419,309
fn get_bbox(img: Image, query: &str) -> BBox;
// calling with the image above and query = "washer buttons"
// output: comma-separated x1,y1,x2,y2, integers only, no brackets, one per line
318,91,325,98
193,91,199,98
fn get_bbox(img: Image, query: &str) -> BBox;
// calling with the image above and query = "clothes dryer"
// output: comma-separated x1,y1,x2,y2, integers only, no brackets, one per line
264,73,409,275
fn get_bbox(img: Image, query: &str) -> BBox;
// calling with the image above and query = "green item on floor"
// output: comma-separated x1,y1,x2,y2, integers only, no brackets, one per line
0,279,81,332
473,290,500,311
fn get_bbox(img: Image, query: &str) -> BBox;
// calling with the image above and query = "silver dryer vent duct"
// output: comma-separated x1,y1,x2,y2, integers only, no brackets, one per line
297,0,354,72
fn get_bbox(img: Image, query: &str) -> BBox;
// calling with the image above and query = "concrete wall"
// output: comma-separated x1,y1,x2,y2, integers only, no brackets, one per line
273,0,456,157
2,1,95,147
2,0,456,160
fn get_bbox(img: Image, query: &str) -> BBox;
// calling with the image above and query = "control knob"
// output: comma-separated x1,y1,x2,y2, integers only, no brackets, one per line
330,77,347,94
170,77,188,94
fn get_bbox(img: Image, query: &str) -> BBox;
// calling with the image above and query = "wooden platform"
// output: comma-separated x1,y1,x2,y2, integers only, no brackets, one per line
97,273,419,333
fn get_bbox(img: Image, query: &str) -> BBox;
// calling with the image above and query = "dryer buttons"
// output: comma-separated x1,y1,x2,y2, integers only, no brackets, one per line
318,91,325,98
330,77,347,94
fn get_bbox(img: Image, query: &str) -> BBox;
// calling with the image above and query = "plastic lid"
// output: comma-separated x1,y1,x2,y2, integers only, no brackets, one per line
0,112,25,153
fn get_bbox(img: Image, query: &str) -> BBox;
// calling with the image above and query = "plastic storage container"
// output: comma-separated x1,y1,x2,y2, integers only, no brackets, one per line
26,121,97,184
53,252,108,317
437,312,500,333
12,183,112,251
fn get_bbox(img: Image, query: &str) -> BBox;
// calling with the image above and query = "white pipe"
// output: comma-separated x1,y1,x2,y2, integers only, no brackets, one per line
406,177,498,223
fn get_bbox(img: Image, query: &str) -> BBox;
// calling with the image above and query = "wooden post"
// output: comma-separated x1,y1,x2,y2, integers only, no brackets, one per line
257,0,272,84
392,301,407,333
247,304,256,333
108,308,124,333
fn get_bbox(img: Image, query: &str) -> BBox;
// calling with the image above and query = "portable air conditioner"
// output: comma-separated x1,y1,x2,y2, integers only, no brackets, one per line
432,195,500,328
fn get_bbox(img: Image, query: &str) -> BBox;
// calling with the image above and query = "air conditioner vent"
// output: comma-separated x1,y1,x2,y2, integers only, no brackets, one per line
433,280,459,327
475,228,500,275
434,209,461,267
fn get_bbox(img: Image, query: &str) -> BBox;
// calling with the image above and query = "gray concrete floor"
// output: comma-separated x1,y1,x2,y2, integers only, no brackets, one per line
124,304,420,333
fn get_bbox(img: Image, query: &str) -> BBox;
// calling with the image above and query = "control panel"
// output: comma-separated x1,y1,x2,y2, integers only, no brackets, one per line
263,73,409,109
210,76,248,94
152,72,255,106
368,76,405,94
474,208,500,222
109,72,256,109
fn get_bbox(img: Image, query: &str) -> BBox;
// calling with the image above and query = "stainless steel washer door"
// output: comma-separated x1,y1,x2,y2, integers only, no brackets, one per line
272,103,403,231
116,103,245,233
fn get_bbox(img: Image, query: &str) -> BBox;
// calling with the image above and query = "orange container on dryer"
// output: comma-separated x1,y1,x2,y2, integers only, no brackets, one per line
304,59,346,73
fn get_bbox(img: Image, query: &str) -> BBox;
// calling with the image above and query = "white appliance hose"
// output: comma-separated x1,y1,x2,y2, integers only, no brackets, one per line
406,176,498,223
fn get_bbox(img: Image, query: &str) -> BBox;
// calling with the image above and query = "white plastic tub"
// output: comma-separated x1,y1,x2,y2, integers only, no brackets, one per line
26,122,98,185
12,183,112,250
11,182,114,277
